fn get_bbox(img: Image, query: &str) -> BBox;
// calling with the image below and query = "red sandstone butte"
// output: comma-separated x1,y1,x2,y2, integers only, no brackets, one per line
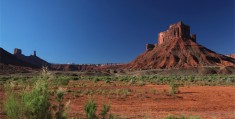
127,21,235,69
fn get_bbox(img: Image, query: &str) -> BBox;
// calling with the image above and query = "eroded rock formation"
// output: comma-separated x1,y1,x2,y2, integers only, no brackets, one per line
13,48,49,68
158,21,196,45
127,21,235,69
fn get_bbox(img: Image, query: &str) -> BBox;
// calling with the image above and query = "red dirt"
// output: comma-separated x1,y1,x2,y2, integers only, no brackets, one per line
66,84,235,118
1,82,235,118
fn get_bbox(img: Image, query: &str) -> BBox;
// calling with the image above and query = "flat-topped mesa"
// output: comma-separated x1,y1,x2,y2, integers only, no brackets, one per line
158,21,196,45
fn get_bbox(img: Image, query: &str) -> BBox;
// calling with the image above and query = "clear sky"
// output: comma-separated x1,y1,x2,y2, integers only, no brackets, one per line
0,0,234,64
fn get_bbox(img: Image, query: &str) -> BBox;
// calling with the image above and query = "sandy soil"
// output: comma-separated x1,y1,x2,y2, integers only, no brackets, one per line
66,84,235,119
1,83,235,119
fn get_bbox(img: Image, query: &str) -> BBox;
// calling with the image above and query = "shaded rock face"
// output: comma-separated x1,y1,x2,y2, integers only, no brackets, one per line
13,48,49,68
127,21,235,69
0,48,49,69
146,44,155,51
0,48,38,68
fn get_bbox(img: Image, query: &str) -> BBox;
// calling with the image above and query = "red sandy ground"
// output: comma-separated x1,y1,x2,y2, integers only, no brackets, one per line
1,84,235,119
66,84,235,119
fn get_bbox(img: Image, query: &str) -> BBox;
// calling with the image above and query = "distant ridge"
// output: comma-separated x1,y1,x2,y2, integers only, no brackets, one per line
0,47,120,71
0,47,39,68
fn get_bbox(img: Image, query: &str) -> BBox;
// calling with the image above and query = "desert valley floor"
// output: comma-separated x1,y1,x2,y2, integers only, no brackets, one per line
0,70,235,119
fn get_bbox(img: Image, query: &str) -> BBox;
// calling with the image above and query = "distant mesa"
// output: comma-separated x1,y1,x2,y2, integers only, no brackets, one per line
128,21,235,69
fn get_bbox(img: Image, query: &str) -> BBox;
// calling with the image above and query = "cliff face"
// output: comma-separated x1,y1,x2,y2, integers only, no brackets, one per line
127,22,235,69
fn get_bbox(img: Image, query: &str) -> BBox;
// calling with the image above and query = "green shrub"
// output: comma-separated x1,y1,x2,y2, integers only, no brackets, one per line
21,79,51,119
4,93,20,119
84,98,97,119
52,76,70,86
55,87,69,119
100,103,111,119
4,79,51,119
169,80,179,95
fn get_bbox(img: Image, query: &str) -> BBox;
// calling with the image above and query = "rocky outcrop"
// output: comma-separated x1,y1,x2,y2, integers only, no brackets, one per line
158,21,196,45
13,48,49,68
127,21,235,69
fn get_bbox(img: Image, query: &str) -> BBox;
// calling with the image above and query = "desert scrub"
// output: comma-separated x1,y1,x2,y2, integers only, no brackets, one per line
84,98,113,119
52,76,70,86
100,103,111,119
4,92,20,119
164,114,201,119
53,87,70,119
21,79,51,119
4,78,51,119
169,80,180,95
84,98,97,119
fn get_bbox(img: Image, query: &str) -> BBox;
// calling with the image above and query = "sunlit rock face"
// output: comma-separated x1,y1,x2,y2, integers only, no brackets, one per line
158,21,196,45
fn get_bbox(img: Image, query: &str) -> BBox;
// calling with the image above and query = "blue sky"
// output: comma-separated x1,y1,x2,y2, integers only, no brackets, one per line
0,0,234,64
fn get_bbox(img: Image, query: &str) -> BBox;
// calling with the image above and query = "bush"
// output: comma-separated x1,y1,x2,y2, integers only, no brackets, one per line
4,93,20,119
54,87,70,119
169,80,179,95
84,98,97,119
100,103,110,119
52,76,70,86
4,79,51,119
21,79,51,119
